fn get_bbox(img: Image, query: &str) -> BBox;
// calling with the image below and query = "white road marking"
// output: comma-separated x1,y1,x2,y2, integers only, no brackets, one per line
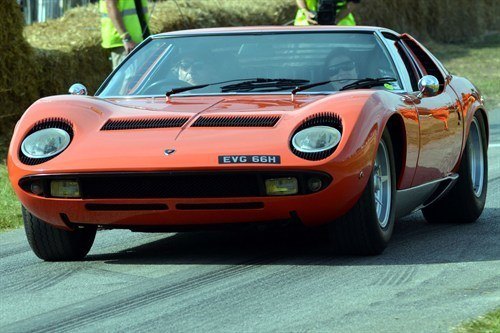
489,143,500,148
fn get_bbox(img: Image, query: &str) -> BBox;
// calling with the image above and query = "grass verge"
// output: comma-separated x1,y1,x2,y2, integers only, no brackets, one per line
427,33,500,109
454,308,500,333
0,162,22,231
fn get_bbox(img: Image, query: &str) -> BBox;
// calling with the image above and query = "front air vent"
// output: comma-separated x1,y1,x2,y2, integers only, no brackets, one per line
191,115,280,127
290,112,343,161
19,118,74,165
101,117,189,131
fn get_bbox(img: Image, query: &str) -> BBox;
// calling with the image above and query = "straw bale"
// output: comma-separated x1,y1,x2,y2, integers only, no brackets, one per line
355,0,498,43
0,0,39,152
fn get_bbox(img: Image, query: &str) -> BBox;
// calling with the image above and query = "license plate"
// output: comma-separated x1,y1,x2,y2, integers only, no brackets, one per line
218,155,281,164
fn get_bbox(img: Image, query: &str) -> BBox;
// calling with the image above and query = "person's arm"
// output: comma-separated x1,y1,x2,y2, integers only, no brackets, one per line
296,0,318,24
105,0,136,53
335,1,357,24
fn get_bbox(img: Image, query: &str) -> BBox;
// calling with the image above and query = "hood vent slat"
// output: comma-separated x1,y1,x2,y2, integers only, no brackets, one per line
191,115,280,127
101,117,189,131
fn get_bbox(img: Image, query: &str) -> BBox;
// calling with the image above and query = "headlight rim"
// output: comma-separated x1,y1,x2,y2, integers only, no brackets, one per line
289,112,343,161
18,118,74,165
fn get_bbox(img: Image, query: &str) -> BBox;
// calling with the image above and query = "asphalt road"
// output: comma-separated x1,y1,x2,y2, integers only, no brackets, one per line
1,110,499,333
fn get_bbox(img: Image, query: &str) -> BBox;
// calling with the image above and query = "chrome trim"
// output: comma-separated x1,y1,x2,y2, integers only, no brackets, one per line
68,83,88,96
374,139,392,227
422,174,459,208
469,118,485,197
374,30,413,93
417,75,440,98
152,27,396,39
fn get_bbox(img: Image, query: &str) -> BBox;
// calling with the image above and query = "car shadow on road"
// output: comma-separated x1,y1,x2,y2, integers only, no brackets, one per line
85,207,500,267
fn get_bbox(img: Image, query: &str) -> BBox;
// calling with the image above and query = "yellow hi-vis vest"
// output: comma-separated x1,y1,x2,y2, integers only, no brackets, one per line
100,0,149,49
294,0,356,26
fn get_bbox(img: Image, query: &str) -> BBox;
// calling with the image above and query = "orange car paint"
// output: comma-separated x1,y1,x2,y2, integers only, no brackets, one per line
8,26,487,231
9,91,408,230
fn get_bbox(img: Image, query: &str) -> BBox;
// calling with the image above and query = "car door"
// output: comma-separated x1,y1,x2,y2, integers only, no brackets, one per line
398,35,463,186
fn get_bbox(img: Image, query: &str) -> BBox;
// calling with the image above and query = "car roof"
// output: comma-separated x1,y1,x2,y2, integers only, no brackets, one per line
153,26,400,38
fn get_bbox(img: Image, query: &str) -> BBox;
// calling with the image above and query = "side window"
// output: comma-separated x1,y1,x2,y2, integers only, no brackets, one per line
401,38,446,88
381,32,419,92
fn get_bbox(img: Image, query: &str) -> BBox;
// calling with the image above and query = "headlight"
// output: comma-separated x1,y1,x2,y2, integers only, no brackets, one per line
21,128,71,159
292,126,341,153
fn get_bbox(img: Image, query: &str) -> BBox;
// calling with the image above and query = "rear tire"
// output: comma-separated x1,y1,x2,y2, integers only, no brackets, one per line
23,206,97,261
328,129,396,255
422,112,488,223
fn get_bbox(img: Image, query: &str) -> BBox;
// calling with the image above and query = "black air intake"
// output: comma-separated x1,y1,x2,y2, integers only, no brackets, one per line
101,117,189,130
191,115,280,127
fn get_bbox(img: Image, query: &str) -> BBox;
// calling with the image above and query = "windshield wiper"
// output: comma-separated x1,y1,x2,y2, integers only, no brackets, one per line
290,78,359,97
220,78,309,93
290,77,397,98
166,78,258,99
339,77,396,91
166,78,309,100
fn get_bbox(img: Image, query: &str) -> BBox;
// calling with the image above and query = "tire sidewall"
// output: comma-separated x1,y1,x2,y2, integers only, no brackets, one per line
459,112,488,214
366,129,397,244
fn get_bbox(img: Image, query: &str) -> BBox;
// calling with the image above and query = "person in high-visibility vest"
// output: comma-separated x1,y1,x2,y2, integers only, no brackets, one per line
100,0,150,69
294,0,359,26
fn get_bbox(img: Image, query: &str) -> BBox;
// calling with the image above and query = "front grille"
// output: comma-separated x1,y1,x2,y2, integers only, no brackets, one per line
191,115,280,127
81,173,262,199
101,117,189,130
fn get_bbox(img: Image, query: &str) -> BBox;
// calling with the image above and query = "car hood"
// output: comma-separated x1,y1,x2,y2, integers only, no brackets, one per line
11,92,379,172
103,94,326,114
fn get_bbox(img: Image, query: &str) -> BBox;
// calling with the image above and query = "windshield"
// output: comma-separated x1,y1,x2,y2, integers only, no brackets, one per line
98,32,402,97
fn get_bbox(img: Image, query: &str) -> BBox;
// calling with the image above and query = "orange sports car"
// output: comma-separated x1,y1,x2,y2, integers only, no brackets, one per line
8,26,489,260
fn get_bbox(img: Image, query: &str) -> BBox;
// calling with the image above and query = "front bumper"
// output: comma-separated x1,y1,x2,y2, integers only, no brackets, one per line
15,170,364,230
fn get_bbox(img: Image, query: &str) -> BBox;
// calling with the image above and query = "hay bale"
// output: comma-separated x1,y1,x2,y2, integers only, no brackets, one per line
0,0,40,155
355,0,496,43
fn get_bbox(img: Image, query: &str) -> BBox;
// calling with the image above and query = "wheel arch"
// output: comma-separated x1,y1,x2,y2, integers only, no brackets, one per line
384,114,406,189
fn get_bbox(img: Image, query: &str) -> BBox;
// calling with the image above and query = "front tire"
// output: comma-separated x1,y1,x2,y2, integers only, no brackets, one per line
328,129,396,255
23,206,97,261
422,112,488,223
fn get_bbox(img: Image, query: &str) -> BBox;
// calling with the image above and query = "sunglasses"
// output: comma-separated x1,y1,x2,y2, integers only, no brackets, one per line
180,60,204,70
328,60,356,76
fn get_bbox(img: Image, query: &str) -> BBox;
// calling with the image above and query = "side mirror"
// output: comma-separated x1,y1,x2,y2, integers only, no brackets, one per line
417,75,439,98
68,83,88,95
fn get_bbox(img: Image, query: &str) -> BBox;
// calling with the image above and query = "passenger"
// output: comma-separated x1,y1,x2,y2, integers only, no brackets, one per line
177,58,215,86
